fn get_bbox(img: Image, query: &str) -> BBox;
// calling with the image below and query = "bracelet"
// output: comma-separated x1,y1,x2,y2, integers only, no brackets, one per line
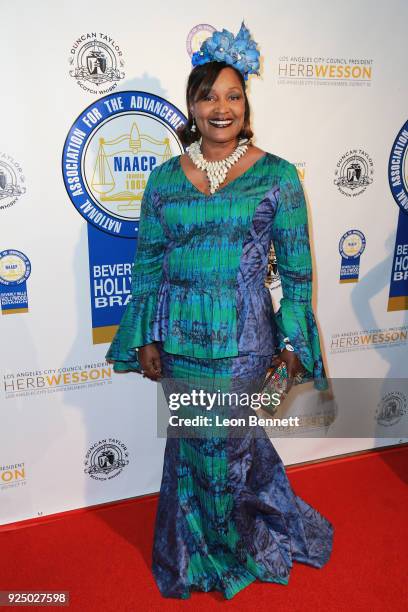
281,337,295,352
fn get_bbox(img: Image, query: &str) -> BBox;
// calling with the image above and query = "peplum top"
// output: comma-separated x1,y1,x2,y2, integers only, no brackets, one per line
105,152,326,386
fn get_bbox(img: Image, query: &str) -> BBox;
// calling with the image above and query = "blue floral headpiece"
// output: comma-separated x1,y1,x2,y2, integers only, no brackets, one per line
191,22,260,81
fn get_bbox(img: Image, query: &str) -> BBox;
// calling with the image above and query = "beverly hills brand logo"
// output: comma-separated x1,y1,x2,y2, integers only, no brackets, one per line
68,32,125,94
0,249,31,315
338,229,366,283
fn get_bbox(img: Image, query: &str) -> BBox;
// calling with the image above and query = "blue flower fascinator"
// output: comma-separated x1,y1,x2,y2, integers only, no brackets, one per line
191,21,260,81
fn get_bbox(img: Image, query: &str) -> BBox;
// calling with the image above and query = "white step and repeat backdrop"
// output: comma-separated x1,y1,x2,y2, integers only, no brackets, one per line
1,0,407,525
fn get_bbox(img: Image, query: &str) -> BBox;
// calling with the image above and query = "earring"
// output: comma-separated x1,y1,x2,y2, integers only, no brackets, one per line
191,117,197,133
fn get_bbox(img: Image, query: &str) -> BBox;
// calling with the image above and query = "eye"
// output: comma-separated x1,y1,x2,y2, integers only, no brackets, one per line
230,94,242,101
203,94,216,101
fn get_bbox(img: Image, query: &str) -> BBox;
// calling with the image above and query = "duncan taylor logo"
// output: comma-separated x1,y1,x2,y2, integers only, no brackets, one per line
68,32,125,94
334,149,373,197
376,392,407,427
62,91,186,238
0,153,26,211
84,438,129,480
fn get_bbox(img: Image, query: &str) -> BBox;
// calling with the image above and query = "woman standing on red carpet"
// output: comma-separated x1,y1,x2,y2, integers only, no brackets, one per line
106,22,334,599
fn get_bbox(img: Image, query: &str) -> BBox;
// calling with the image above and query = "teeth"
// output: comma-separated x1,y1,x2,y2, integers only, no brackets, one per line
209,120,233,127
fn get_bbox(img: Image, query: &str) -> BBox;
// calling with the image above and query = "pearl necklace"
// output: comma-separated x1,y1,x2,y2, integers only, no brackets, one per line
186,137,250,194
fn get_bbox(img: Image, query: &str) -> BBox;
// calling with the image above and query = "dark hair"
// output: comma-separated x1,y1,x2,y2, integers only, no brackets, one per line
177,61,254,146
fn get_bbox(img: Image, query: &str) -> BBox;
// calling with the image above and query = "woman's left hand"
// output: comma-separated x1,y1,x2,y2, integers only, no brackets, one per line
271,349,306,392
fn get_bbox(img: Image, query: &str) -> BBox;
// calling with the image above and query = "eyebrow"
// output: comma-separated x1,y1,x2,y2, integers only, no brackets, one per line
208,86,242,92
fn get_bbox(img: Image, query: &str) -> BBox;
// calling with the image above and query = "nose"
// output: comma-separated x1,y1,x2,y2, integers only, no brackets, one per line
213,97,230,114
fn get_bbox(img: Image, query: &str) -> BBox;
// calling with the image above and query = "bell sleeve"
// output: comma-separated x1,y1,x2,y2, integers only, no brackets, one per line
271,162,327,389
105,167,167,373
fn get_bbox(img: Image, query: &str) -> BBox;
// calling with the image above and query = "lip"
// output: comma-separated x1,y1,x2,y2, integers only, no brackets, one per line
208,119,234,128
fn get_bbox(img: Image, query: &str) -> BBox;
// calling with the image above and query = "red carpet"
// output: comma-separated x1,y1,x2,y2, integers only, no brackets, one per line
1,445,407,611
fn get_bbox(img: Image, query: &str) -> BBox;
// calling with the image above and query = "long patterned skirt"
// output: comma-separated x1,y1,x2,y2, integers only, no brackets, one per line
152,345,334,599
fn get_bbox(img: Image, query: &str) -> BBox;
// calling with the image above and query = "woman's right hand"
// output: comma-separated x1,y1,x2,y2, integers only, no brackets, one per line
138,343,162,381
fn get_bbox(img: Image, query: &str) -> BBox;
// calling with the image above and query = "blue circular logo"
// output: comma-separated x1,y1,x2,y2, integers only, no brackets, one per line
0,249,31,285
339,230,366,258
62,91,186,238
388,119,408,213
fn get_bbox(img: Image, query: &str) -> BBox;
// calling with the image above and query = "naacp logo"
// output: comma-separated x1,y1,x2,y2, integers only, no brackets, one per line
62,91,186,238
0,153,26,211
69,33,125,94
84,438,129,481
186,24,216,57
388,120,408,213
265,243,281,290
376,392,407,427
0,250,31,286
334,149,373,197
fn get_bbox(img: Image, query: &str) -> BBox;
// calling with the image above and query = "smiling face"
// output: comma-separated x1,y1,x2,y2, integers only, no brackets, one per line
190,67,246,145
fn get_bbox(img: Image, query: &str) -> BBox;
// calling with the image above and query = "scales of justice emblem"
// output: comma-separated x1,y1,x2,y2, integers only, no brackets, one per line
88,120,172,218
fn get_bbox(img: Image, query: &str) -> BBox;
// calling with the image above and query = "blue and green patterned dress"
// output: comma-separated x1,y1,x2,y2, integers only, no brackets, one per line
106,152,334,599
